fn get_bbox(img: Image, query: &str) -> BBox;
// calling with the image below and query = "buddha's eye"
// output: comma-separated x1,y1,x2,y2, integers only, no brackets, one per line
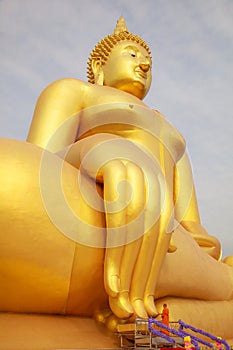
122,47,138,58
127,50,137,57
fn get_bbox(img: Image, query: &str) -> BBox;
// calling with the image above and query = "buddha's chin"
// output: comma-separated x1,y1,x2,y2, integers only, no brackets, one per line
131,81,147,99
118,81,146,100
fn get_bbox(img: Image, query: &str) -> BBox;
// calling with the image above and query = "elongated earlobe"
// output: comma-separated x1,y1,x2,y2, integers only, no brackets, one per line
91,59,104,85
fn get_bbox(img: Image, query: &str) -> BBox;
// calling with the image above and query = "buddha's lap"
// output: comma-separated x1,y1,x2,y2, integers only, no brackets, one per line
1,221,232,314
0,138,107,314
0,138,232,315
0,138,105,224
156,228,233,301
1,233,231,316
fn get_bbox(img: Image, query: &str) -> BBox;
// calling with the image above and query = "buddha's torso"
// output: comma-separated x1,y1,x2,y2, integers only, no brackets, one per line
76,100,186,199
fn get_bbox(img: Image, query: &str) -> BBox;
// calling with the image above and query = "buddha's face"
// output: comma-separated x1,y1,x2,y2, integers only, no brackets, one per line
102,40,152,99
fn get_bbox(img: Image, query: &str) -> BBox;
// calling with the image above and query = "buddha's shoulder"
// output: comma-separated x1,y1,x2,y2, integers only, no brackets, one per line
39,78,121,103
153,109,186,161
42,78,89,91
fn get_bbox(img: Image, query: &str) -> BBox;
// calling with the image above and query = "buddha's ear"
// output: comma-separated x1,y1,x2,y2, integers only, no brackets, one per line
91,58,104,85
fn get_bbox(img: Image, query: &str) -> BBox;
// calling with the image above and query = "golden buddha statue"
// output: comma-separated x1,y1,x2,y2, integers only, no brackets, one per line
0,17,233,339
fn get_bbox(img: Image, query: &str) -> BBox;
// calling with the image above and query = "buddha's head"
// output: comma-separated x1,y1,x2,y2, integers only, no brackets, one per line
87,17,152,100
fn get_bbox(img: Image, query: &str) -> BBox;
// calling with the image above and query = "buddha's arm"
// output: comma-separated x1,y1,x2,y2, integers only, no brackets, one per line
174,151,221,259
27,78,87,152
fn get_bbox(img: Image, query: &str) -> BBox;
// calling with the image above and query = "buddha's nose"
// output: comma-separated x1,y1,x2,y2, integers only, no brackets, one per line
139,63,150,73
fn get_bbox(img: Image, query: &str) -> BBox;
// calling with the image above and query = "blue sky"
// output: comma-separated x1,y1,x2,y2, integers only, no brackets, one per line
0,0,232,257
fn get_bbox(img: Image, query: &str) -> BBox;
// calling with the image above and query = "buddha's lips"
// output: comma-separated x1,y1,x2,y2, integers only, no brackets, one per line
135,69,147,79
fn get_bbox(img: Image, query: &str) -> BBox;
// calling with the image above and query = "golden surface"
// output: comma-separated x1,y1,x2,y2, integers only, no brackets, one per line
0,17,233,339
0,313,118,349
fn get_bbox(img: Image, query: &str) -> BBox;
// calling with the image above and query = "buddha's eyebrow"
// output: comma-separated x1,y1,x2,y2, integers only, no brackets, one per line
123,45,139,52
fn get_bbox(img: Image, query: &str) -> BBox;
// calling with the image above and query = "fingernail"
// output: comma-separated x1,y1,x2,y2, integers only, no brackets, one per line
132,298,148,318
144,295,157,316
119,291,134,314
110,275,120,295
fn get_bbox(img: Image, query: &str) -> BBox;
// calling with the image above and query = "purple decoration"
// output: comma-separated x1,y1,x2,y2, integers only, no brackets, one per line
181,329,213,348
148,318,200,350
148,318,176,344
146,318,230,350
178,320,230,350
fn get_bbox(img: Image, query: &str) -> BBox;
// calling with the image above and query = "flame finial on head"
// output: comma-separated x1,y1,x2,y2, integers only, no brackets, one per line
114,16,128,34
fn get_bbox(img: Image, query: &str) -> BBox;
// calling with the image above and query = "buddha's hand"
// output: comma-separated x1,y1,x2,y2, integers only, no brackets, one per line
77,133,174,320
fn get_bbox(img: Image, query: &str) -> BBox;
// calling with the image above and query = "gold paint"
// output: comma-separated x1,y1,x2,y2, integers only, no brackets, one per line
114,16,128,34
0,17,233,337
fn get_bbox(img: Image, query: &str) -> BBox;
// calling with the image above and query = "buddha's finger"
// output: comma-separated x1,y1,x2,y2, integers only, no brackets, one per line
110,162,145,317
109,293,133,319
103,160,127,297
144,192,174,316
129,172,161,318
